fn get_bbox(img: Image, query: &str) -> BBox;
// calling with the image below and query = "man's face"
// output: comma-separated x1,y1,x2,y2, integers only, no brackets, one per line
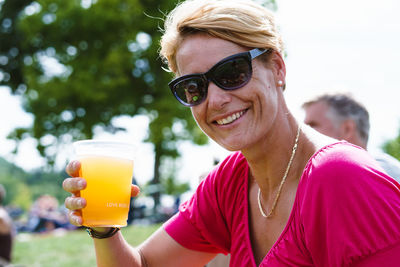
303,101,344,140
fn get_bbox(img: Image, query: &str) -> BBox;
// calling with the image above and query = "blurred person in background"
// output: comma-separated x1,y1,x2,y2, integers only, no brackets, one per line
303,92,400,182
23,194,72,233
0,184,13,265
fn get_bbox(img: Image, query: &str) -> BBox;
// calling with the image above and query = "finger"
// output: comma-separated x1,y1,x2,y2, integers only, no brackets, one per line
68,210,83,226
65,196,87,210
131,184,140,197
65,160,81,177
62,177,86,194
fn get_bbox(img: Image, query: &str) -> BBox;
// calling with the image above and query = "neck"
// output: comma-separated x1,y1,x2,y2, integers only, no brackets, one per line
349,137,367,150
243,117,301,195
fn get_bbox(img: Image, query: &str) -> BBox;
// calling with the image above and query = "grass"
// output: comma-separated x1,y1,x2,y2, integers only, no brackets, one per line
12,224,161,267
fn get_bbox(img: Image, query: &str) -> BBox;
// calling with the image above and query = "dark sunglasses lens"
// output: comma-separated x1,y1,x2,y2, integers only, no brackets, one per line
174,77,207,106
214,57,251,89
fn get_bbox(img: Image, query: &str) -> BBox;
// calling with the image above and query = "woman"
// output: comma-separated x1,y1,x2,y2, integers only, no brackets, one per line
63,0,400,266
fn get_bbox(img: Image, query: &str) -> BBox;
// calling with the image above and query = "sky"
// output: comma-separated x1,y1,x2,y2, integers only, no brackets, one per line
1,0,400,187
276,0,400,149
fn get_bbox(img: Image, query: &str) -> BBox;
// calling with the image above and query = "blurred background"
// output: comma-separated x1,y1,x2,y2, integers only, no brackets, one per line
1,0,400,265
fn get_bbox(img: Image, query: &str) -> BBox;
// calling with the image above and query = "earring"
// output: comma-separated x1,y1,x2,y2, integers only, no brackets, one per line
277,80,286,90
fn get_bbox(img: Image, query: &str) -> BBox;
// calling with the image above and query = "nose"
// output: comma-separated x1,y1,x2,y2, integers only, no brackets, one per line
206,83,232,109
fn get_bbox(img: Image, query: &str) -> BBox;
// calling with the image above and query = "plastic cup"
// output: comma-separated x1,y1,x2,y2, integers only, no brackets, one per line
73,140,135,227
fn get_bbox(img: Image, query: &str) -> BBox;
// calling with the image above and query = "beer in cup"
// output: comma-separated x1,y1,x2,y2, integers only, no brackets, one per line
73,140,135,227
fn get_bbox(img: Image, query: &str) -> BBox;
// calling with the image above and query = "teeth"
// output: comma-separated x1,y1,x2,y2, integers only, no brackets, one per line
216,111,245,125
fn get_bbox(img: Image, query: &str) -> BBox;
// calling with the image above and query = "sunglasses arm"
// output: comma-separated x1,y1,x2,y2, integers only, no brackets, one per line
250,48,268,59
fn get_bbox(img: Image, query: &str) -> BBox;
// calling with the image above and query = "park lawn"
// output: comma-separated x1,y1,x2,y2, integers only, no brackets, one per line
13,224,161,267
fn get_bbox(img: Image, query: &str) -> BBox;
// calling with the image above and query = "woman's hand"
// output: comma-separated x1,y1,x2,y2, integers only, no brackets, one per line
63,160,86,226
63,160,141,227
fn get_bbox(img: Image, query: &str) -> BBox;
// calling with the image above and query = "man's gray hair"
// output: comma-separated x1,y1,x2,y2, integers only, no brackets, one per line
303,93,370,144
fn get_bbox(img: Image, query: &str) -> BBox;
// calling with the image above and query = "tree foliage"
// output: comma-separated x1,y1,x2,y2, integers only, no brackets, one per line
383,130,400,161
2,0,206,155
0,157,67,210
0,0,207,205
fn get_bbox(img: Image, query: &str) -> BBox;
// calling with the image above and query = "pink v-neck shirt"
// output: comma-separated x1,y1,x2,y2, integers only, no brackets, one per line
164,142,400,266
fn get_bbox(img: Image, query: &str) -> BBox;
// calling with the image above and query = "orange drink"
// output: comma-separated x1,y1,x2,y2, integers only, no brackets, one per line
73,140,135,227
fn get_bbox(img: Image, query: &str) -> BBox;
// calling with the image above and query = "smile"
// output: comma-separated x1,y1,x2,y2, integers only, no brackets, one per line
216,110,246,125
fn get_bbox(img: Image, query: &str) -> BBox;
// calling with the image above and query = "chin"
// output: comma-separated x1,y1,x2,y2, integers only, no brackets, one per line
217,139,246,152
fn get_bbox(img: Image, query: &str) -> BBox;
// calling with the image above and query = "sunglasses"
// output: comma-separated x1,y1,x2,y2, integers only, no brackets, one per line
168,48,269,107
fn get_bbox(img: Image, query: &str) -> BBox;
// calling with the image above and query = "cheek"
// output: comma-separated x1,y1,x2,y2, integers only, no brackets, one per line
252,67,276,96
257,80,278,110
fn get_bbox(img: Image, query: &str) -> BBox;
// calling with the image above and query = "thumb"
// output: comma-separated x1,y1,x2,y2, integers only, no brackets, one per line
131,184,140,197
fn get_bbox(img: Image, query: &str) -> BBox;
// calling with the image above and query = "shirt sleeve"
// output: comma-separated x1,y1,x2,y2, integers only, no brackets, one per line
163,175,230,254
301,144,400,267
163,153,246,254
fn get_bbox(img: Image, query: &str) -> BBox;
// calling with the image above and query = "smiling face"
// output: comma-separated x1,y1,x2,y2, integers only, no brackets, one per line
175,34,286,151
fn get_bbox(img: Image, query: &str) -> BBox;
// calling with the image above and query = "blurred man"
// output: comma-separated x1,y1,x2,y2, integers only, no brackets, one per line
302,92,400,181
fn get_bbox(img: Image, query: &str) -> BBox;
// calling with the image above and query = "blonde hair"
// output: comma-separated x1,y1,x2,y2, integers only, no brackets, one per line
160,0,284,74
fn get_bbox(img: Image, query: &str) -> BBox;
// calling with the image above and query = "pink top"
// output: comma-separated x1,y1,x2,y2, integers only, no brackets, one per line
164,142,400,266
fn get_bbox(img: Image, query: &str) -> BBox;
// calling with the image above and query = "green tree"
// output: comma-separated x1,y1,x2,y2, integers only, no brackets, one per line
0,157,67,210
383,128,400,161
0,0,276,211
1,0,205,210
0,158,29,206
13,182,32,210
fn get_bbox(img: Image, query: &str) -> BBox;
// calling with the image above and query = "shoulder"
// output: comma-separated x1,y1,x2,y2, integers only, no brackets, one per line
298,142,400,265
298,141,400,233
215,151,248,175
164,152,246,254
300,142,400,206
308,141,374,169
303,141,382,186
196,151,248,212
203,151,248,190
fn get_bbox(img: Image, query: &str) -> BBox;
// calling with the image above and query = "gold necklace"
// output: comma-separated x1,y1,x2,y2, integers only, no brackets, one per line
257,125,301,218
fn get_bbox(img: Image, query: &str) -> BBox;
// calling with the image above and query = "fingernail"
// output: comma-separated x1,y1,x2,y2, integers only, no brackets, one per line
78,180,85,188
72,161,79,170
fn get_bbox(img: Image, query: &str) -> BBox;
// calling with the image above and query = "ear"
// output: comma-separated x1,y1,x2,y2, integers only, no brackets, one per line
269,51,286,89
340,119,357,141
